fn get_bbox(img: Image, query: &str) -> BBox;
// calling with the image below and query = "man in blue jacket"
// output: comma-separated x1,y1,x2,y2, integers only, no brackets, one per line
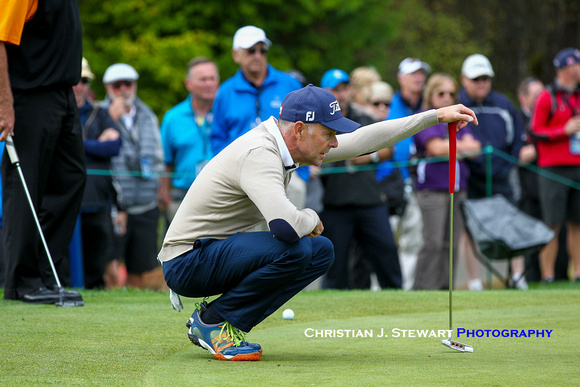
210,26,302,154
210,26,309,208
458,53,527,290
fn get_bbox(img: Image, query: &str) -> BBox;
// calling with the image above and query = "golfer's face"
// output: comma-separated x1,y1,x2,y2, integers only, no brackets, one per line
300,123,338,166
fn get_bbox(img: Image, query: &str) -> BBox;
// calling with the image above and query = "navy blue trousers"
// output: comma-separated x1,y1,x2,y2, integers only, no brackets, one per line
163,232,334,332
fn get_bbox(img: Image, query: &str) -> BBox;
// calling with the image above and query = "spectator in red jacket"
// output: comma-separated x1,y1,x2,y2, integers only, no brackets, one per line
531,47,580,282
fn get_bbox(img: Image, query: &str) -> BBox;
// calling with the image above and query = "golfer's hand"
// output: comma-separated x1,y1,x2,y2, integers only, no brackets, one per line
307,220,324,238
436,104,478,130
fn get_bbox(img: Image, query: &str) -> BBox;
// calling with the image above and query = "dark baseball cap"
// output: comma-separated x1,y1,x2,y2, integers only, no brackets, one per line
278,84,360,133
553,48,580,69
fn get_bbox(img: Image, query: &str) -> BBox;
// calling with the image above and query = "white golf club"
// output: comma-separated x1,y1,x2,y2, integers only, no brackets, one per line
5,134,83,307
441,122,473,353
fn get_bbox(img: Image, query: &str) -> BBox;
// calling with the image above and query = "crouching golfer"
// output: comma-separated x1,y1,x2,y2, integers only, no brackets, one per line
158,85,477,361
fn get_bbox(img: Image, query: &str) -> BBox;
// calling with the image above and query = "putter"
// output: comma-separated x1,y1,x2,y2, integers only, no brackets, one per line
441,122,473,353
5,135,84,307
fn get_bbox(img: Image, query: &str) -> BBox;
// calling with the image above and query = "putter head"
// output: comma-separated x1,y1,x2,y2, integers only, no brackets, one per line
441,338,474,353
55,287,84,307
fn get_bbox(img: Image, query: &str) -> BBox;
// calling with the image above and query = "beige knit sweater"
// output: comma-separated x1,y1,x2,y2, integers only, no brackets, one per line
158,110,438,262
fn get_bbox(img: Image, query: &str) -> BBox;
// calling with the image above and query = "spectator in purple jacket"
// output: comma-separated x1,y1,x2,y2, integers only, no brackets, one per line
413,73,481,290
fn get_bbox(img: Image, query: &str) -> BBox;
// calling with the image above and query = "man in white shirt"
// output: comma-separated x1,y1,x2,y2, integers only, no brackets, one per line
159,85,477,361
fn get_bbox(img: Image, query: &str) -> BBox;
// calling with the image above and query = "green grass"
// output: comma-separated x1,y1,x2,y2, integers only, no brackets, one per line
1,284,579,386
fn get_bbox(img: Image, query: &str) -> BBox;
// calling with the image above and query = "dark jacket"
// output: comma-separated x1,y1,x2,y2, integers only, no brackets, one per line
321,104,384,207
79,101,121,210
458,88,524,180
7,0,82,90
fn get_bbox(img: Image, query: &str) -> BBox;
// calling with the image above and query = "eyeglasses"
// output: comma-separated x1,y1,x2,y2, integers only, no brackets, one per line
80,78,92,85
435,91,456,98
471,76,492,83
372,101,391,107
247,47,268,56
111,80,134,89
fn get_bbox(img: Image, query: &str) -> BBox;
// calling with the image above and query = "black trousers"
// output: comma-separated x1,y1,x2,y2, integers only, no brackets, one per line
81,209,114,289
2,87,86,300
321,204,401,289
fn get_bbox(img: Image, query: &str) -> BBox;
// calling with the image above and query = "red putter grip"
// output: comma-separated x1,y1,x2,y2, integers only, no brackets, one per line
448,122,457,194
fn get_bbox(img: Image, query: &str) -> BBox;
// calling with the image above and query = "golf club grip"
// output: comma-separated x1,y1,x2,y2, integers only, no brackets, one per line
5,134,20,164
448,122,457,194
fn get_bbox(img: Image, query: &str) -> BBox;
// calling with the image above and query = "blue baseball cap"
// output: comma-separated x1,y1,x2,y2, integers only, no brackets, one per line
320,69,350,90
553,48,580,69
279,84,360,133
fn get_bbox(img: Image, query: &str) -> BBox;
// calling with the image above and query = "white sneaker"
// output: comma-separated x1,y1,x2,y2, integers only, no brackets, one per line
468,279,484,291
512,274,528,290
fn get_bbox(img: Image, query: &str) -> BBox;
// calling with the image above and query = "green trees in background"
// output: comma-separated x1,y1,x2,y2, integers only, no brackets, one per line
79,0,580,119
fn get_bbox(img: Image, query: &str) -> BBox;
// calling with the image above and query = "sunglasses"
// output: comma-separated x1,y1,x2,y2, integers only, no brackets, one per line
247,47,268,55
471,76,491,83
372,101,391,107
111,80,134,89
435,91,456,98
80,77,92,85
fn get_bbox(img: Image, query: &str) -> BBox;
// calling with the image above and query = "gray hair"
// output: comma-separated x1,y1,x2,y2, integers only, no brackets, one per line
278,119,315,134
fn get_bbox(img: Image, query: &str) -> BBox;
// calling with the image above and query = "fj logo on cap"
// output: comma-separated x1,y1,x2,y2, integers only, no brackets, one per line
306,111,315,121
329,101,341,115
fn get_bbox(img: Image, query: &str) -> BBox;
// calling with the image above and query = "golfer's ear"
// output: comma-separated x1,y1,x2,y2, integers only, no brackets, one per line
294,121,305,139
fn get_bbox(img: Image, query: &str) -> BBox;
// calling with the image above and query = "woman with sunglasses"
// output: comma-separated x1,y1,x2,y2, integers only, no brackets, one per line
412,73,481,290
366,81,394,121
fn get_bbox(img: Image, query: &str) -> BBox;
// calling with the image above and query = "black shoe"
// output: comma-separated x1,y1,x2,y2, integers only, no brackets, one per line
21,288,61,304
52,287,84,307
21,287,83,305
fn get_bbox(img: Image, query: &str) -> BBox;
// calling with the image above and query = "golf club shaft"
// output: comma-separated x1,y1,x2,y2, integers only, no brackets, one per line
448,122,457,333
449,192,454,331
5,135,62,288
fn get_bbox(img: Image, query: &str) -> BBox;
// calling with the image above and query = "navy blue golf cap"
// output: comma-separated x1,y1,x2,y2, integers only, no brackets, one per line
553,48,580,69
278,84,360,133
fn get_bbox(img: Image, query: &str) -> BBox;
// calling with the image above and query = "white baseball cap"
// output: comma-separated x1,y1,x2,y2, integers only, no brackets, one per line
81,57,94,81
462,54,495,79
233,26,272,50
398,58,431,75
103,63,139,84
